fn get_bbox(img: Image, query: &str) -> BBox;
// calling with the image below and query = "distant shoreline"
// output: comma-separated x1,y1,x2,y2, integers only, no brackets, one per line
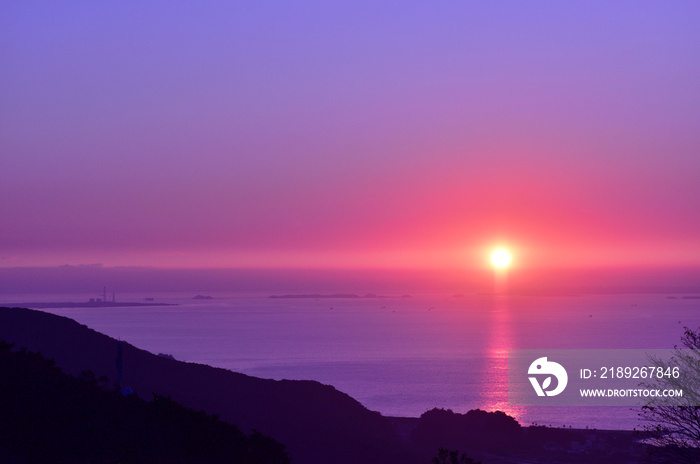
12,301,176,309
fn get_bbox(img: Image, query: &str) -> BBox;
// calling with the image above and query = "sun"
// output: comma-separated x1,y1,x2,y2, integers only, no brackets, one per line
490,248,512,268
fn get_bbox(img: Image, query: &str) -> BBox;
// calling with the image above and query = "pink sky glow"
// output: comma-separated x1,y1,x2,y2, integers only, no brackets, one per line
2,2,699,279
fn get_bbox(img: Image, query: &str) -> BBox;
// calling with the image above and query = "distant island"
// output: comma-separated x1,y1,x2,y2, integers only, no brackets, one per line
269,293,411,299
193,295,214,299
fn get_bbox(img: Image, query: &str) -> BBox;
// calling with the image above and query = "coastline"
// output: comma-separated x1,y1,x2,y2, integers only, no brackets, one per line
12,301,176,309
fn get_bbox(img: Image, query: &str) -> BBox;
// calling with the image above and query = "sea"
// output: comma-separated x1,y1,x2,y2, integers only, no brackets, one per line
2,291,698,431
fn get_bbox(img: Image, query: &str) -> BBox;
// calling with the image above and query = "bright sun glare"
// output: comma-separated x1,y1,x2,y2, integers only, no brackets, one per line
491,248,512,268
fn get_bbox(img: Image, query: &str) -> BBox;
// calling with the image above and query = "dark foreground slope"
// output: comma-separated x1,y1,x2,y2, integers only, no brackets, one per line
0,341,289,464
0,307,410,464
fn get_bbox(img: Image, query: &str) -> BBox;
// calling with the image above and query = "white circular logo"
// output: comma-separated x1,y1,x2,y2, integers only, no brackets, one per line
528,357,568,397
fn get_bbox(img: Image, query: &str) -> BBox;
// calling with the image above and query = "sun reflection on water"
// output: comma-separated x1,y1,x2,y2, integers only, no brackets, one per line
478,294,526,422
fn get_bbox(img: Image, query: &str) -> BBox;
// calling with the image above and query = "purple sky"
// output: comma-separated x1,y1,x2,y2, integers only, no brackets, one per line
2,2,699,275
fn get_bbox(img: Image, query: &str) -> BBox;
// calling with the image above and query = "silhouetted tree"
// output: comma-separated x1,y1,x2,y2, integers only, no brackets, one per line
640,326,700,464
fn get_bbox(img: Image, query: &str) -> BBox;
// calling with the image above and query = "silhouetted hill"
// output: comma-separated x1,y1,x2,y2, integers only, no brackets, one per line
0,307,409,464
410,408,644,464
411,408,521,452
0,341,289,464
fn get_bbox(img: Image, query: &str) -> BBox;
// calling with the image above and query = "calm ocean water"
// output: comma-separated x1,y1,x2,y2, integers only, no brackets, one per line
2,292,699,430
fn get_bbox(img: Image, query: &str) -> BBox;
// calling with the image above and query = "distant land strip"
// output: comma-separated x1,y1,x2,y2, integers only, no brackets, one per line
269,293,411,299
13,302,176,309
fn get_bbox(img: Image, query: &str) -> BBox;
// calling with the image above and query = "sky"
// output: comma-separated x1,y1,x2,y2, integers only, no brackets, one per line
2,2,699,283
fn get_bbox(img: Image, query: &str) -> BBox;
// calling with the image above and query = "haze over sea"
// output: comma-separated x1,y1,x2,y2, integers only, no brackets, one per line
3,292,698,431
